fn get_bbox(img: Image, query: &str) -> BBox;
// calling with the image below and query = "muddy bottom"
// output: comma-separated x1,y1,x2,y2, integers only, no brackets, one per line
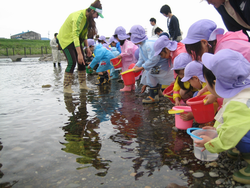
0,60,246,188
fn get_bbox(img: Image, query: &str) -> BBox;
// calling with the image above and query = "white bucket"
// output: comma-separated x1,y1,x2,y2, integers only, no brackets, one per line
187,128,219,161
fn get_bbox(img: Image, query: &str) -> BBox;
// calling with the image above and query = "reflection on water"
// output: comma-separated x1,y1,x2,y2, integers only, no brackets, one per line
61,92,111,176
0,61,237,188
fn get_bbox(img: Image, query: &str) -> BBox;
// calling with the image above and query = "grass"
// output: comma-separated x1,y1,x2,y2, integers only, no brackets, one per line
0,38,52,56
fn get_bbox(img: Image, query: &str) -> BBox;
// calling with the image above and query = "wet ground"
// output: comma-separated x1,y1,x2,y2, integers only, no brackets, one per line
0,59,248,188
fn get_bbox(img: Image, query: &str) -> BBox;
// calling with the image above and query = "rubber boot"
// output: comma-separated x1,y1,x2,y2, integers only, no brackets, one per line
131,84,135,90
58,62,61,67
95,75,106,86
104,72,110,84
110,70,119,80
233,153,250,184
63,72,74,93
53,63,56,67
142,86,159,104
227,148,240,159
120,85,131,92
78,70,91,90
158,84,164,97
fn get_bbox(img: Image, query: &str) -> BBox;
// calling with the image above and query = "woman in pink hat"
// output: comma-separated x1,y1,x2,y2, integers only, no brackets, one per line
113,26,138,92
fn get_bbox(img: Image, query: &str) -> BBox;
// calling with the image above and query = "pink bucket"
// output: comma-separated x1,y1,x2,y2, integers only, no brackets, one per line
173,106,193,130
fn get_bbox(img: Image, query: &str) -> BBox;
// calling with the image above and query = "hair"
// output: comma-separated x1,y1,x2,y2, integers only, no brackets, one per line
160,5,171,15
202,65,216,88
154,27,163,35
149,18,156,23
86,0,102,38
175,69,194,94
185,41,216,61
119,40,125,46
54,33,58,37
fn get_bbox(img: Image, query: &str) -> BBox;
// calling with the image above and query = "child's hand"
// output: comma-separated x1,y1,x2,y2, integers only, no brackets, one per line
197,85,208,96
87,65,91,69
204,94,217,105
194,135,213,148
141,85,147,93
134,67,144,73
175,98,180,106
202,126,216,130
180,112,194,121
117,55,122,59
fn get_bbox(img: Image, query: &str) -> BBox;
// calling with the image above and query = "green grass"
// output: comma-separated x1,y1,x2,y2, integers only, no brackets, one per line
0,38,52,56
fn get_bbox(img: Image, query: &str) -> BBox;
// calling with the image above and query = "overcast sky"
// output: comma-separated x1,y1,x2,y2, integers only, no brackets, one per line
1,0,229,39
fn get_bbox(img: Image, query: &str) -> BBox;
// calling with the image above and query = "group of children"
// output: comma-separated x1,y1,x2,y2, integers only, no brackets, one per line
82,19,250,185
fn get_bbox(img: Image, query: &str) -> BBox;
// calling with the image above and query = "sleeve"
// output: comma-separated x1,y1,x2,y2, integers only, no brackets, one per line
141,45,160,71
89,48,105,68
50,39,57,48
120,42,137,58
72,12,85,47
205,101,250,153
135,50,144,67
170,17,178,40
173,77,181,101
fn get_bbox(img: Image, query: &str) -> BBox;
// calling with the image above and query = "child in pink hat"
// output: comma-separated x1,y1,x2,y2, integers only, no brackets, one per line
130,27,175,104
171,53,197,106
196,49,250,185
181,19,250,63
113,26,138,92
180,61,219,122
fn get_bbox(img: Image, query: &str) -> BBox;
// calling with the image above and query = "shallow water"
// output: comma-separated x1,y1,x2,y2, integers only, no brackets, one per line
0,60,237,188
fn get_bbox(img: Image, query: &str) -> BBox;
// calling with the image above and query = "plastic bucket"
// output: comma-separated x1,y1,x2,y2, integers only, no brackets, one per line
187,128,218,161
86,66,93,74
120,69,135,85
110,58,122,69
186,95,214,124
163,84,175,103
128,63,141,77
173,106,193,130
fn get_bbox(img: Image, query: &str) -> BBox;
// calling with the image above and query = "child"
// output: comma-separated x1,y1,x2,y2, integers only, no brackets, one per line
113,26,138,91
171,53,196,106
180,61,218,121
181,19,250,104
130,27,175,104
108,36,120,80
87,41,115,86
195,49,250,185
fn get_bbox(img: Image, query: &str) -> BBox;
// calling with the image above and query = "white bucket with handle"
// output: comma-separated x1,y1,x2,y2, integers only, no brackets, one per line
187,128,219,161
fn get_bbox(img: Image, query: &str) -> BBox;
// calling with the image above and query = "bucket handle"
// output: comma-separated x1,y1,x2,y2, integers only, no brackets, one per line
186,128,203,140
113,59,121,67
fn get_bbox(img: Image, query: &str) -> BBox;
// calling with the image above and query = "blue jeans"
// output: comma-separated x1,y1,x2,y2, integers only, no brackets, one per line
236,130,250,153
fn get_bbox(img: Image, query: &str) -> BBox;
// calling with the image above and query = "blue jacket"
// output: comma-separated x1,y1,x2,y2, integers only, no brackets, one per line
89,44,115,72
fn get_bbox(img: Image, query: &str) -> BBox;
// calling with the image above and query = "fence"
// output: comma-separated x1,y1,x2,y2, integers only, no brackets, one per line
0,47,52,57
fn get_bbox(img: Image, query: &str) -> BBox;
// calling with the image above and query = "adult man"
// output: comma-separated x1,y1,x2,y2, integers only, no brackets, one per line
160,5,182,42
149,18,158,37
50,33,61,67
154,27,170,38
205,0,250,41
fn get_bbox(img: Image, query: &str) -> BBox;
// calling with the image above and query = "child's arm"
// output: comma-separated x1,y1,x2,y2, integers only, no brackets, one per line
197,85,208,96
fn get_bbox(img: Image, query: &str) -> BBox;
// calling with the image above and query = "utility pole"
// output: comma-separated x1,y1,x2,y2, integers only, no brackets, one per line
48,31,50,39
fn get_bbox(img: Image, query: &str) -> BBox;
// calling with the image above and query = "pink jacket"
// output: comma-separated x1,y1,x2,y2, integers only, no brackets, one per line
215,31,250,62
120,40,138,72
